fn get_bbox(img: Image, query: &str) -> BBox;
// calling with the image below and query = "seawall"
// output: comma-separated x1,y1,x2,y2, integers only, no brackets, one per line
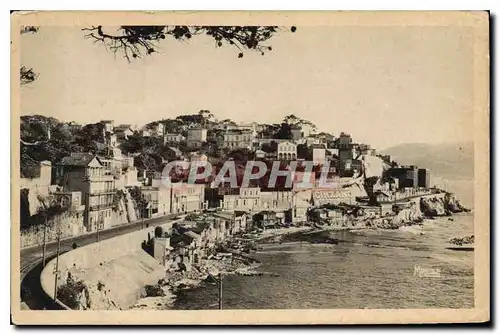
40,218,182,310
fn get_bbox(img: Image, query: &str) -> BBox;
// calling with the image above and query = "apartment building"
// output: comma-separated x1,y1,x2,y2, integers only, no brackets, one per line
57,153,115,232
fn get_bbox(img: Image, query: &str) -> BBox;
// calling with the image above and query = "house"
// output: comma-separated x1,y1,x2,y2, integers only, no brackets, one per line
290,125,303,140
222,129,254,150
67,121,82,132
252,210,278,228
114,124,135,140
234,211,249,233
164,133,185,144
359,143,376,156
148,123,165,137
386,166,419,189
210,212,234,241
277,141,297,160
100,120,114,133
312,144,326,166
140,128,152,137
221,187,261,212
190,152,208,162
170,229,202,265
20,160,53,215
191,220,218,252
165,147,183,160
170,182,206,214
57,153,115,232
306,136,322,146
418,168,431,188
186,127,207,148
153,234,173,266
255,150,266,159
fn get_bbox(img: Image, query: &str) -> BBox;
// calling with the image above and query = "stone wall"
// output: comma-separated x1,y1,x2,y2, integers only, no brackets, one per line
20,211,85,249
40,218,183,310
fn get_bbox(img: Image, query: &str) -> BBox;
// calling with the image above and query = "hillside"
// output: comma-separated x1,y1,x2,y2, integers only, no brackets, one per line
380,142,474,180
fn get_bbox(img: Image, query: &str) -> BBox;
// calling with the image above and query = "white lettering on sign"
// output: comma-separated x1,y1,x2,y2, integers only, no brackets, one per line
313,189,351,200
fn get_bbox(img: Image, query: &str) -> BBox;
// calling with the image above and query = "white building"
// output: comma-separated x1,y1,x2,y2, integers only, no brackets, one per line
101,120,114,133
277,141,297,160
187,128,207,148
255,150,267,159
164,133,185,144
312,144,327,166
222,187,261,212
223,130,254,150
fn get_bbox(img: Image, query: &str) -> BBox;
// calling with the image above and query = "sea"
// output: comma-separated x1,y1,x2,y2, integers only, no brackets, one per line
173,179,475,310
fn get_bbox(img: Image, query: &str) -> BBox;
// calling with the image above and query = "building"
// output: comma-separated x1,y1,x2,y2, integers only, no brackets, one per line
153,234,173,266
221,187,261,212
189,152,208,162
114,124,135,140
260,190,294,211
164,133,185,144
255,150,267,159
223,129,254,150
359,143,376,156
170,182,206,214
20,160,53,216
148,123,165,137
186,128,207,148
277,141,297,160
290,126,303,140
57,153,115,232
100,120,114,133
165,147,183,160
312,188,352,206
312,144,327,166
67,121,82,132
386,166,419,189
418,168,431,188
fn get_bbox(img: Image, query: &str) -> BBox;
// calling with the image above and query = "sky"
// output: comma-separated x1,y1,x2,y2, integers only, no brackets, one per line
20,25,474,149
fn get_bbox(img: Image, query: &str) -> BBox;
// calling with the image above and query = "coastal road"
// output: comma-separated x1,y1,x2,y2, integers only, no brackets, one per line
20,213,184,310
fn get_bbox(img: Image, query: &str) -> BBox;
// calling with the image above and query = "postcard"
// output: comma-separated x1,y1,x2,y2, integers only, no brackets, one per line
11,10,490,325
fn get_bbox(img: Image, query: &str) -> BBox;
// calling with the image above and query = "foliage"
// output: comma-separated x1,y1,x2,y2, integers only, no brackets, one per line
449,235,474,246
82,25,297,61
154,226,164,238
57,273,89,310
129,186,148,217
261,141,278,153
274,123,293,140
20,66,38,86
20,26,39,85
296,144,312,160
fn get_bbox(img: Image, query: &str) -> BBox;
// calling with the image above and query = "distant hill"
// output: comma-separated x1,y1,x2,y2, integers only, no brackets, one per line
380,142,474,180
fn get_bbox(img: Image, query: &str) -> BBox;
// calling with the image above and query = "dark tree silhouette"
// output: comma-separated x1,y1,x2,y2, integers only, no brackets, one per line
82,25,297,61
20,26,39,86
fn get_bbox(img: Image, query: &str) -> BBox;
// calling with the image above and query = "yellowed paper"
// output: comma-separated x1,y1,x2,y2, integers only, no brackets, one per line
11,10,489,325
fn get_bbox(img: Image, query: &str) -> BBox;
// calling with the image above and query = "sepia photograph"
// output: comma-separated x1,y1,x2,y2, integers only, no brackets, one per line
11,11,490,325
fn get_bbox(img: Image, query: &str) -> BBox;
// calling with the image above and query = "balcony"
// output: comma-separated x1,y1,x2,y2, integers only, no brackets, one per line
88,203,114,211
89,190,116,196
84,173,115,182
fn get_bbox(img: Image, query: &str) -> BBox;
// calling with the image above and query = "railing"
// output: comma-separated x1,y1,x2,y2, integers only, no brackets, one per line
89,190,116,196
88,203,114,211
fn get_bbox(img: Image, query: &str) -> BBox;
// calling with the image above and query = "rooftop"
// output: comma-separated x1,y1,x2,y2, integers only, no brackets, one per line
60,153,99,167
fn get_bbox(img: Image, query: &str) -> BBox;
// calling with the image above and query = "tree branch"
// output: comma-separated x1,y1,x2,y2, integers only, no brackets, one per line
81,25,296,61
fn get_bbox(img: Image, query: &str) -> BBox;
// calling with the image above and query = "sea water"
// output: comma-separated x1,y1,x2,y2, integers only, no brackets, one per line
173,179,475,310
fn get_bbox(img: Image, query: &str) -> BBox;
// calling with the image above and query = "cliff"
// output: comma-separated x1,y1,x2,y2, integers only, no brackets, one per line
419,193,470,217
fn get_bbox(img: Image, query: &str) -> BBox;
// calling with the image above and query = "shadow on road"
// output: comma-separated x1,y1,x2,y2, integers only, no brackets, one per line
21,255,65,310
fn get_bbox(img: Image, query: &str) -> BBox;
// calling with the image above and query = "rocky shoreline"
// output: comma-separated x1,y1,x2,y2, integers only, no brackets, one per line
131,192,471,310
